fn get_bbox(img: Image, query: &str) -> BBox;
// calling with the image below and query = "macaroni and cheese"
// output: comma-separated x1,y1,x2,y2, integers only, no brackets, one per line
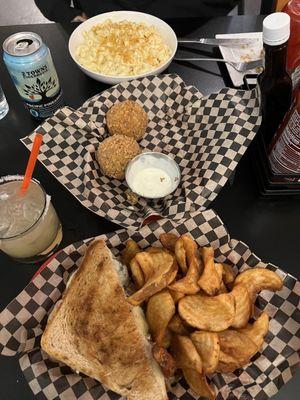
75,20,171,76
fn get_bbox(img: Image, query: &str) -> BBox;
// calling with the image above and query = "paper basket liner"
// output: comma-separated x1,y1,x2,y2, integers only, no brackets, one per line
21,74,261,229
0,209,299,400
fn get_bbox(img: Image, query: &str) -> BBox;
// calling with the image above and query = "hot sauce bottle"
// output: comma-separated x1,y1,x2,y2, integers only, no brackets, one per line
258,13,293,146
283,0,300,89
268,85,300,182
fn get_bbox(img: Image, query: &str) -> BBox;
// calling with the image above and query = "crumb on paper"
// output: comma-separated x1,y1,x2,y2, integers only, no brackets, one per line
126,189,139,205
160,177,165,182
240,54,251,62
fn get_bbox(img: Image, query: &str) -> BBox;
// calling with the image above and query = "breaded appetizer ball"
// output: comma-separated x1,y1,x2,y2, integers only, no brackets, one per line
96,134,140,179
106,100,148,141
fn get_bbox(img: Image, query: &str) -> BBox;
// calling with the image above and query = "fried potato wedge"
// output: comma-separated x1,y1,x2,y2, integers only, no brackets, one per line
182,235,202,272
146,246,166,255
171,335,202,373
216,350,240,373
218,280,228,294
191,331,220,374
129,258,144,289
175,237,188,273
135,252,154,281
160,233,178,253
168,314,190,336
222,263,235,285
198,247,222,296
218,329,258,366
161,328,172,349
231,283,251,328
153,344,176,378
178,293,235,332
183,369,215,400
122,239,140,267
238,312,269,350
146,290,175,345
234,268,283,301
169,249,202,295
169,289,185,303
127,252,178,305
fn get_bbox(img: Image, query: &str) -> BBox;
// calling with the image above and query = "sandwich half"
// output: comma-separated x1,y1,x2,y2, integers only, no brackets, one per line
41,239,168,400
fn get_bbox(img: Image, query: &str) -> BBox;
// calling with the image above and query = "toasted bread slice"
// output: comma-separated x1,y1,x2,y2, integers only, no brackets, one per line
41,239,168,400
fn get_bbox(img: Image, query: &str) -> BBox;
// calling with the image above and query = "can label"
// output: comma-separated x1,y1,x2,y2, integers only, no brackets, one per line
5,49,64,119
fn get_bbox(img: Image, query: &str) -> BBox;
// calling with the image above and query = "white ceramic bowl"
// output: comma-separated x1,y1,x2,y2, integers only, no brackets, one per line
68,11,178,85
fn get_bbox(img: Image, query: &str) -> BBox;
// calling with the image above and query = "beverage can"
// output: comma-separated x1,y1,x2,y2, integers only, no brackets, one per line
3,32,64,119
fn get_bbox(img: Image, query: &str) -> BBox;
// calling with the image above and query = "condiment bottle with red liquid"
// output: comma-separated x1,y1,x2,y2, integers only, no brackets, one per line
268,85,300,182
258,13,293,146
283,0,300,89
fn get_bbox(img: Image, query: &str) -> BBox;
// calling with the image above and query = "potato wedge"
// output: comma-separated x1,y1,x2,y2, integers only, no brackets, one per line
231,283,251,328
146,246,166,255
146,290,175,344
171,335,202,373
182,236,202,272
175,237,188,273
169,289,185,303
178,293,235,332
160,233,178,253
168,314,190,336
198,247,222,295
135,252,154,281
183,369,215,400
127,252,178,305
222,263,235,285
218,329,258,366
191,331,220,374
238,312,269,350
170,236,203,294
129,258,144,289
160,328,172,349
218,280,228,294
122,239,140,267
153,344,176,378
169,251,202,295
216,350,240,373
234,268,283,301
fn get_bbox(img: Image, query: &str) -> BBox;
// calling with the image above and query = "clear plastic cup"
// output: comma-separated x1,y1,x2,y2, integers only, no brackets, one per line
0,84,9,120
0,175,62,263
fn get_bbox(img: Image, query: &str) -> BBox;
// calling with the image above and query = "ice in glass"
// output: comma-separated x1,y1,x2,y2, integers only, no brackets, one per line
0,176,62,262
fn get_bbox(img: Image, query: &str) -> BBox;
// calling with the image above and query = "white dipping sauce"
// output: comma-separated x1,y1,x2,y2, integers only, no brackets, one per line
130,167,173,198
125,152,180,199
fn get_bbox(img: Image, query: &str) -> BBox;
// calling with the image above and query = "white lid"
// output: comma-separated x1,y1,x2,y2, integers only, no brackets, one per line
263,12,290,46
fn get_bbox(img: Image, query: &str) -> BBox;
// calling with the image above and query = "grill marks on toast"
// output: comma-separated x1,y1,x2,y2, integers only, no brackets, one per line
41,240,167,400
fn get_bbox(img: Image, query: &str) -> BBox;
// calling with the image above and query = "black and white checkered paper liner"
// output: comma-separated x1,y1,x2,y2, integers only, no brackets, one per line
1,209,299,400
21,74,261,229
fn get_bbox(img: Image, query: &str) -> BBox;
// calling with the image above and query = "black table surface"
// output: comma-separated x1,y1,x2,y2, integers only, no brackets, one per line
0,15,299,400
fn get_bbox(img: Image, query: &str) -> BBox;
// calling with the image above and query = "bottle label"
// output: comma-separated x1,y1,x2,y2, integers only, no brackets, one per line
291,65,300,90
269,108,300,178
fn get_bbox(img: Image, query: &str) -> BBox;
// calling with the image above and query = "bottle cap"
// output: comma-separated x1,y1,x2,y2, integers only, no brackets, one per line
263,12,290,46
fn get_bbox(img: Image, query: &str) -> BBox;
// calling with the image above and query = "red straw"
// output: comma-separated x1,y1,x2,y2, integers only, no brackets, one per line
20,133,43,194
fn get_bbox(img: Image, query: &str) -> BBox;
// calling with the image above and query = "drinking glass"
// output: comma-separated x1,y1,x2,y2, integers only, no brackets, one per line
0,175,62,263
0,84,9,120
